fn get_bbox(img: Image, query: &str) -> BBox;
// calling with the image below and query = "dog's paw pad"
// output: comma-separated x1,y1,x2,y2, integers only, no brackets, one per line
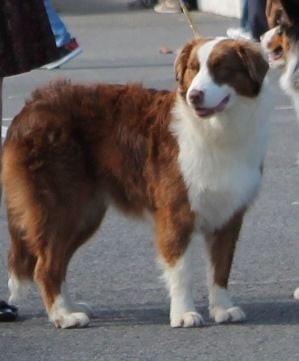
294,287,299,300
171,311,205,328
52,312,90,329
211,306,246,324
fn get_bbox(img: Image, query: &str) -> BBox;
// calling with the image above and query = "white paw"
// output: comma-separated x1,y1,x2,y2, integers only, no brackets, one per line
51,311,90,329
171,311,205,328
210,306,246,324
294,287,299,300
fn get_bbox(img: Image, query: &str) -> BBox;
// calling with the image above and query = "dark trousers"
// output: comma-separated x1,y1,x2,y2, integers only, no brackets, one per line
248,0,268,40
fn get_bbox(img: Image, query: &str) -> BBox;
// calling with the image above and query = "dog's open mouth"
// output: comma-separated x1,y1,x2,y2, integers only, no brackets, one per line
195,95,230,118
269,45,284,62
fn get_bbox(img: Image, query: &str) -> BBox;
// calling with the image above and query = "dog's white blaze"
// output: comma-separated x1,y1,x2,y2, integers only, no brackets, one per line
261,27,278,48
172,68,271,233
186,38,234,110
261,27,286,69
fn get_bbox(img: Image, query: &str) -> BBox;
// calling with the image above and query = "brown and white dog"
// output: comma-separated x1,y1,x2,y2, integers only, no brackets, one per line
261,0,299,300
3,37,270,329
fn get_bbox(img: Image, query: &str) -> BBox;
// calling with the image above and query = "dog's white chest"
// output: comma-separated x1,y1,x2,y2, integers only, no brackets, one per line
171,105,268,233
182,152,261,232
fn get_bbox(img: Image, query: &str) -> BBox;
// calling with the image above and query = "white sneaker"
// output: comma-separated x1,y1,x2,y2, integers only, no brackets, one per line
226,27,252,40
154,0,181,13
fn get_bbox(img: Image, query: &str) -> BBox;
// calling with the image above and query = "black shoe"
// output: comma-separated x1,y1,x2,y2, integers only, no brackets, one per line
0,300,18,322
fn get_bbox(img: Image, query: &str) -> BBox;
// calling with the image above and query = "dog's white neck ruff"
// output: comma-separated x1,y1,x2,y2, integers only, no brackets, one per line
171,83,271,233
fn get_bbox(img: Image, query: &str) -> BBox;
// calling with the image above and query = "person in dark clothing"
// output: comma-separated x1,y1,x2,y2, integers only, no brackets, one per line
227,0,268,41
248,0,269,40
154,0,197,13
227,0,252,40
0,0,59,322
0,301,18,322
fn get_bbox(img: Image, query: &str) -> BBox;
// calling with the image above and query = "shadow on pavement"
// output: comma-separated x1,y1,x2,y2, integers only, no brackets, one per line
7,300,299,328
242,300,299,326
89,301,299,327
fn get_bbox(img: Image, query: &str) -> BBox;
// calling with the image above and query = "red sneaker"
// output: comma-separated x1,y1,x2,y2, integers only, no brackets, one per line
42,38,83,70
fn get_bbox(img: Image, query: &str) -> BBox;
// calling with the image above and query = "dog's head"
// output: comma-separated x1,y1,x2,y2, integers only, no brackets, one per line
261,0,299,69
261,26,287,68
175,38,269,118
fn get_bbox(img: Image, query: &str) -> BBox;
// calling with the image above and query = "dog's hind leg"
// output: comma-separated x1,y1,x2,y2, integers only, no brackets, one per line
156,206,205,328
204,211,246,324
7,222,37,304
34,244,91,329
34,205,106,329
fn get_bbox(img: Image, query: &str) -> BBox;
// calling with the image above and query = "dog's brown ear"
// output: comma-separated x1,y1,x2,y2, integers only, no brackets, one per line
174,41,196,83
237,43,269,92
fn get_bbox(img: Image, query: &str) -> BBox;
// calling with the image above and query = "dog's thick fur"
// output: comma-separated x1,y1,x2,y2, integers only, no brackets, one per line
3,37,271,328
261,0,299,300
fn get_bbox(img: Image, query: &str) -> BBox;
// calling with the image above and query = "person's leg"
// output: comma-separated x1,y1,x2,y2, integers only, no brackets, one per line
154,0,181,13
0,300,18,322
240,0,249,31
248,0,268,40
226,0,251,39
43,0,71,47
0,78,3,203
42,0,82,70
0,78,3,141
0,78,18,322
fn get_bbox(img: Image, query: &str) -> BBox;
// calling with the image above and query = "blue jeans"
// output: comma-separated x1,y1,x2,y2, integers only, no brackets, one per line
44,0,71,47
240,0,249,32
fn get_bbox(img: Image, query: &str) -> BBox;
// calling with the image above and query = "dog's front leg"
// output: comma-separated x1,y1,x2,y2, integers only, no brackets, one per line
155,207,204,328
204,211,246,324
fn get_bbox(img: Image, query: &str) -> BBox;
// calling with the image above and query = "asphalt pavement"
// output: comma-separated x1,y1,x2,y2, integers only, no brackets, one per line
0,2,298,360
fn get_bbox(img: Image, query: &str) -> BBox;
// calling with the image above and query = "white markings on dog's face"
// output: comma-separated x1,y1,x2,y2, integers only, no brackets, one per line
179,38,269,119
261,27,285,68
280,40,299,95
186,39,234,118
172,38,271,233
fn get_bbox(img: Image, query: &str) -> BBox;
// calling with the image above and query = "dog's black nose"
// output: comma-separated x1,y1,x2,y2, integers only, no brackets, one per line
189,89,204,105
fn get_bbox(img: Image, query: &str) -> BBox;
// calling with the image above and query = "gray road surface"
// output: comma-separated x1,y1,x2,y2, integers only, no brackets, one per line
0,2,298,360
